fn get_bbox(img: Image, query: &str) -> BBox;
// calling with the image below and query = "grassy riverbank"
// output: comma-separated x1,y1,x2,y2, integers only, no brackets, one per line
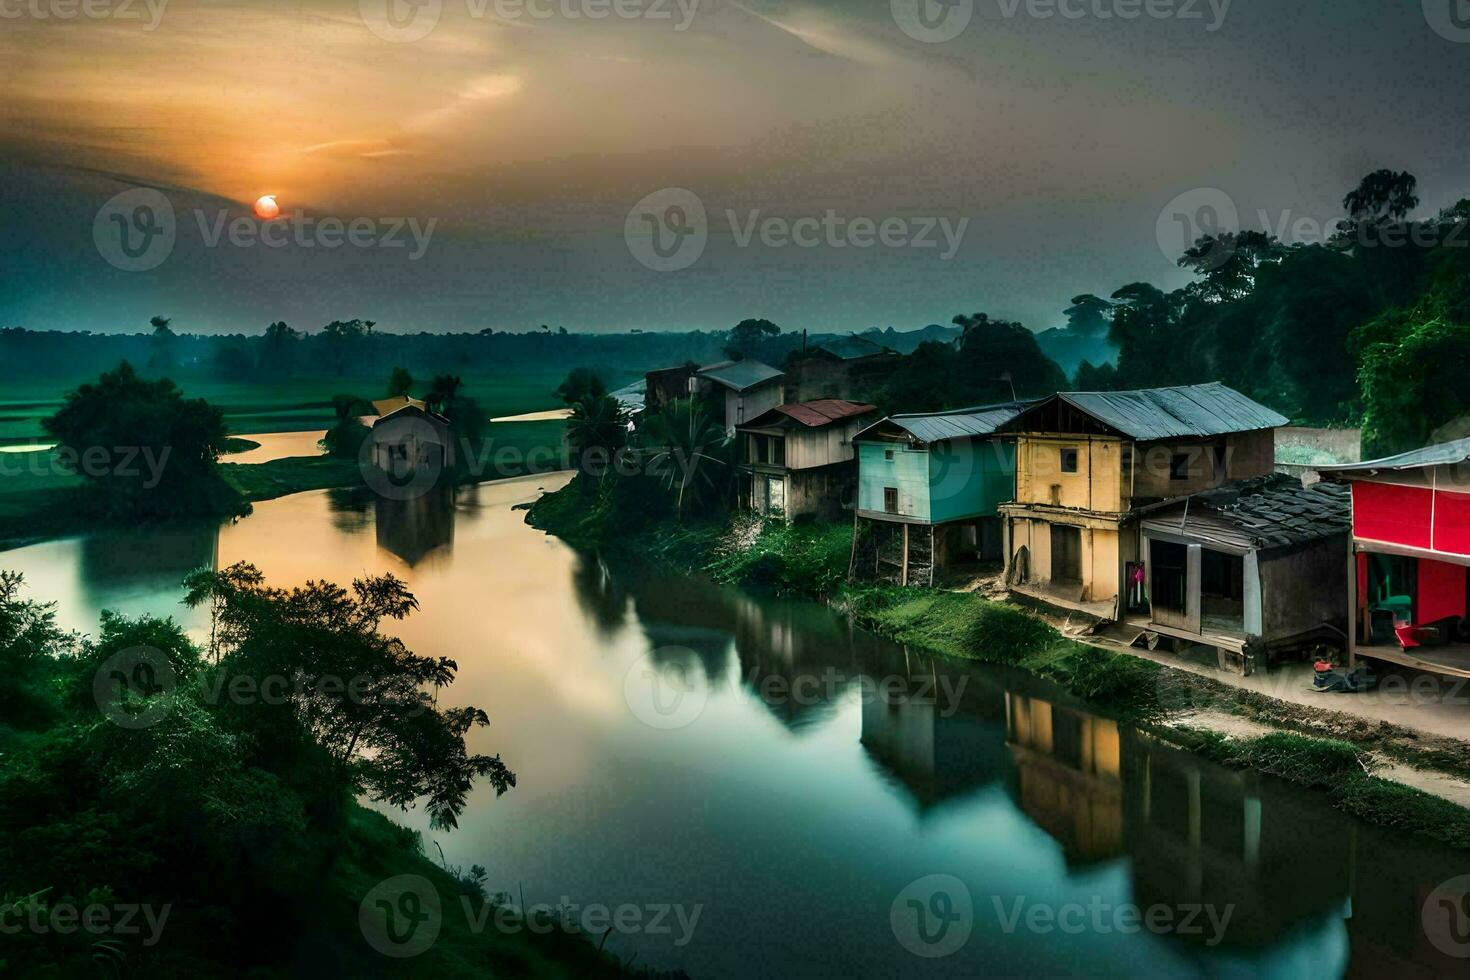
527,475,1470,849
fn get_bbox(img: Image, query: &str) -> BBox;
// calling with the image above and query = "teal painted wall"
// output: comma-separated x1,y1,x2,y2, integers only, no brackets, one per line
858,443,931,519
929,440,1016,523
857,439,1016,523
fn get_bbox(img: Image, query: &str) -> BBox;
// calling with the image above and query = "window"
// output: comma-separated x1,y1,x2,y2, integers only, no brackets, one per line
1170,452,1191,481
884,449,895,461
1060,447,1079,473
771,437,785,466
884,487,899,514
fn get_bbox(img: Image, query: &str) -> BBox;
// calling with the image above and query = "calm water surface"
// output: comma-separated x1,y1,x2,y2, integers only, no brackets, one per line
1,474,1464,977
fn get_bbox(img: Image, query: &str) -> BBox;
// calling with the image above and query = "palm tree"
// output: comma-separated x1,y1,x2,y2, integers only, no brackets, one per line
566,394,629,481
635,399,732,519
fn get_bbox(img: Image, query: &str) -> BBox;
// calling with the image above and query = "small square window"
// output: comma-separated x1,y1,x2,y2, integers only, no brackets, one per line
1060,448,1079,473
884,449,895,461
1170,452,1191,480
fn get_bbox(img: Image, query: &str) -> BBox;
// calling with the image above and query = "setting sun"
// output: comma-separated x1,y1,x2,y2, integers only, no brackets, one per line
252,194,280,220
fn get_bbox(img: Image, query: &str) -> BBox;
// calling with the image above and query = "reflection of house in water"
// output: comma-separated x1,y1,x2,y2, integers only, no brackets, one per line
860,661,1009,812
568,552,630,638
1004,693,1125,864
731,594,860,732
1122,736,1353,948
626,573,737,686
373,492,455,566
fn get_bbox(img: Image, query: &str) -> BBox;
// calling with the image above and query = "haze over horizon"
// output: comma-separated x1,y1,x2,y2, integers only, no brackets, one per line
3,0,1467,336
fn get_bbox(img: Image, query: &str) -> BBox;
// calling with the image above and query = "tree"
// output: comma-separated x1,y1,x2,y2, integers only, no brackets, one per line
951,313,1069,399
566,393,630,479
724,318,781,361
1177,230,1286,303
634,398,732,518
320,394,372,458
387,366,414,397
42,362,244,519
1343,169,1419,227
1062,294,1112,337
183,563,515,830
147,315,176,373
260,321,300,378
555,368,607,406
321,319,375,377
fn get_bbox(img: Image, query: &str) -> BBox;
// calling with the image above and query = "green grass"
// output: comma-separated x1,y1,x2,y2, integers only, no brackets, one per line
0,370,575,444
1172,729,1470,849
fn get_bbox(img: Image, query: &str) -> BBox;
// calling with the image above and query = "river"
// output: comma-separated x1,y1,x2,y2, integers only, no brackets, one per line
1,473,1464,977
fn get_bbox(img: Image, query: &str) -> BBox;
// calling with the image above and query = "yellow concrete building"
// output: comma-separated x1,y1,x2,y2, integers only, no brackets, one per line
998,383,1284,618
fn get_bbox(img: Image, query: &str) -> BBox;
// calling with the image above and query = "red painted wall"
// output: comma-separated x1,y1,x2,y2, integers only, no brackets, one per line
1352,481,1432,549
1418,558,1467,622
1433,488,1470,556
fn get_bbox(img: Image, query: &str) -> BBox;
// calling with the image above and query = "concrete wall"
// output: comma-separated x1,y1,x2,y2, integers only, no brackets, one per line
1015,435,1124,512
1129,429,1275,500
1276,426,1362,465
1009,518,1122,603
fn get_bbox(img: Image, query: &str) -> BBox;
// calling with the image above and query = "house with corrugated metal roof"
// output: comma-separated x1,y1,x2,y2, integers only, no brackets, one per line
692,359,786,435
1135,474,1351,672
785,334,900,403
736,399,876,520
1319,437,1470,681
997,383,1287,620
849,401,1034,585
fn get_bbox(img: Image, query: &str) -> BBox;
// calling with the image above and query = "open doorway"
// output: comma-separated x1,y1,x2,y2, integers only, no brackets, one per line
1150,539,1190,631
1050,525,1082,584
1199,548,1244,634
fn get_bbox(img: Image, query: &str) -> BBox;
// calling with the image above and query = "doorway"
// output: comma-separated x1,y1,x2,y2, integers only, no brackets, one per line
1051,525,1082,584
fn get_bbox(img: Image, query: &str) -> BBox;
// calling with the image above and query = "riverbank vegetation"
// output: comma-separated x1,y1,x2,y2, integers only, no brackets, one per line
527,473,1470,848
0,566,626,977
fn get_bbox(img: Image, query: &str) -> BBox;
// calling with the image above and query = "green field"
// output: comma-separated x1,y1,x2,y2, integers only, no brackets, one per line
0,369,582,549
0,369,593,445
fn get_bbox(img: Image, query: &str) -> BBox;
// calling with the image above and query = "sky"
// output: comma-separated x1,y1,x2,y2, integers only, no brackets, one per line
1,0,1467,335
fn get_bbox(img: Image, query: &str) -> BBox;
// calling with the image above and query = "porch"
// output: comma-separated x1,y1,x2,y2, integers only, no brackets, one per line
1352,641,1470,680
1350,543,1470,679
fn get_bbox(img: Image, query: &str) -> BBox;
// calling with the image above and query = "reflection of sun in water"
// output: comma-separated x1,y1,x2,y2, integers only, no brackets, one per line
253,194,280,220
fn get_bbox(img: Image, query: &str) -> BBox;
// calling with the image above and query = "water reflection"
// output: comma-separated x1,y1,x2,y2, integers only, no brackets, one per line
2,478,1466,977
374,490,455,567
